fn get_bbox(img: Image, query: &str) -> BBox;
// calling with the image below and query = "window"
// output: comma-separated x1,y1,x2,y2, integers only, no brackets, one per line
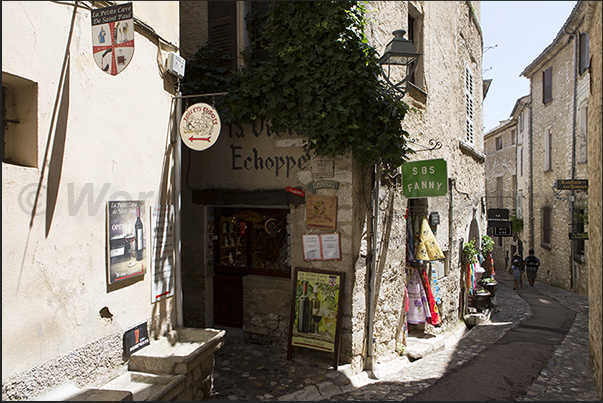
543,67,553,104
578,104,588,163
520,147,524,176
495,136,502,150
207,1,272,70
496,177,503,209
517,191,523,219
208,1,238,71
213,207,290,278
544,127,552,172
511,129,516,145
579,32,590,74
541,206,552,248
518,110,524,133
407,4,424,89
2,73,38,167
511,175,517,214
465,66,475,144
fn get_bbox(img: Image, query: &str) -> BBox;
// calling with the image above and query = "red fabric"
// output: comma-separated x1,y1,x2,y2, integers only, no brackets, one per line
419,270,441,326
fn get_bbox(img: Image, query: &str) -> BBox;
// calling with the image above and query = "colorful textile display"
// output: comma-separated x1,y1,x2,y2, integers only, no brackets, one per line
407,270,429,324
431,272,441,305
419,269,441,326
483,251,495,277
414,218,445,262
466,260,479,294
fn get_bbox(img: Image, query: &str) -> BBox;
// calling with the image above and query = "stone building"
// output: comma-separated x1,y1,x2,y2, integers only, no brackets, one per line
519,0,595,296
2,1,183,400
585,0,602,396
484,115,517,269
179,0,487,374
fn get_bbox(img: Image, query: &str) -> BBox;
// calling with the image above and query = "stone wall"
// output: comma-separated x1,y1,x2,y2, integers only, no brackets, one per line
586,0,602,396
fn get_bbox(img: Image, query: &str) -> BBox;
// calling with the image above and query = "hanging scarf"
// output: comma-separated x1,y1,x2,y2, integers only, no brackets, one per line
483,251,495,277
406,270,428,324
431,272,441,305
403,284,409,346
419,269,441,326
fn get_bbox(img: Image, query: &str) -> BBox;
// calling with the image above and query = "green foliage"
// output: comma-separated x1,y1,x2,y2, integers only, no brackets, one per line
463,239,479,264
181,1,415,175
510,215,523,235
480,235,494,254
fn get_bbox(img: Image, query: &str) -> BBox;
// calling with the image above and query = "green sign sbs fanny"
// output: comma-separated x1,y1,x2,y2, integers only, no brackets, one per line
402,158,448,198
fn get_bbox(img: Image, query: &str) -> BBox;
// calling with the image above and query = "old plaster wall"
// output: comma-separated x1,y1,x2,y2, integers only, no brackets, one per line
2,1,180,399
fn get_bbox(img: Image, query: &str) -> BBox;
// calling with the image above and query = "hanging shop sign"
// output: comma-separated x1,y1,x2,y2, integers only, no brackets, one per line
487,208,509,220
487,221,512,237
287,268,345,370
555,179,588,190
91,3,134,76
107,200,146,284
402,158,448,198
179,103,221,151
569,232,588,240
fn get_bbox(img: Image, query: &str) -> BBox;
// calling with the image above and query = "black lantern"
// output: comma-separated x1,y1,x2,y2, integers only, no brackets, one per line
378,29,421,96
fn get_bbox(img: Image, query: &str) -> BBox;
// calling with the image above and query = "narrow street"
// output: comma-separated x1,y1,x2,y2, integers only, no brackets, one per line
208,269,599,401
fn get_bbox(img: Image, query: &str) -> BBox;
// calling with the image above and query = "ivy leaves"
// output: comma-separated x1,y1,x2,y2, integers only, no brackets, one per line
182,1,414,175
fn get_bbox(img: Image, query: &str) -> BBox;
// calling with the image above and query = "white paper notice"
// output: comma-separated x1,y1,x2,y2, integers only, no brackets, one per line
150,205,174,303
320,233,340,260
302,234,321,260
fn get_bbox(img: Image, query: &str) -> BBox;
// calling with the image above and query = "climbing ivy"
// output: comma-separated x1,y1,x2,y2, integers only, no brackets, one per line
181,1,415,175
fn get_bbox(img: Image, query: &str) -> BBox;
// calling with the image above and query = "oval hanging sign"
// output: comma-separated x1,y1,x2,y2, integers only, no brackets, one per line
179,103,221,151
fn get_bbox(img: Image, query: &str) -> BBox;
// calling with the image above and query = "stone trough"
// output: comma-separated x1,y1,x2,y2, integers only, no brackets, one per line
127,327,226,400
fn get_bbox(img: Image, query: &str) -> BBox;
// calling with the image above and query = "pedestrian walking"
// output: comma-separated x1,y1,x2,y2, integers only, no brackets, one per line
510,261,522,290
524,249,541,287
511,253,524,288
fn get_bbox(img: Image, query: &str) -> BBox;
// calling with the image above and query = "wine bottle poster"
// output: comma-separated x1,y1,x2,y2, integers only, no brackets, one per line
287,268,345,370
106,200,146,284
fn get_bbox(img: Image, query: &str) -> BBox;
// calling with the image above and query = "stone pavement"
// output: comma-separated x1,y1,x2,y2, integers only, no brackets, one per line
206,271,601,401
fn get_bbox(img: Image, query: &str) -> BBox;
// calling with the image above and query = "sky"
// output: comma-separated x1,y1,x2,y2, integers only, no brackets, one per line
481,1,578,133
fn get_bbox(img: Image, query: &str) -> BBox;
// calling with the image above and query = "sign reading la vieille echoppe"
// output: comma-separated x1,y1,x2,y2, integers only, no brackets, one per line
402,158,448,198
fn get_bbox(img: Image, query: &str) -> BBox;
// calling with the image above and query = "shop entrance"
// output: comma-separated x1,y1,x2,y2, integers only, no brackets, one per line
212,206,290,327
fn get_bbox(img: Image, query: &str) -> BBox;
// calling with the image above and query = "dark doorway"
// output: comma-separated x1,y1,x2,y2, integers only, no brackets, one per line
212,206,290,327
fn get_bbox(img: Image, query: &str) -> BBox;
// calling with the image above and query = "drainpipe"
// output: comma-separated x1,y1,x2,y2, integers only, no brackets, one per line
365,163,380,371
519,101,533,250
175,90,184,327
563,25,578,290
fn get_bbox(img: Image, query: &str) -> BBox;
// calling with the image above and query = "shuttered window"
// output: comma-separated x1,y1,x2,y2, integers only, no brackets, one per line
208,1,237,71
541,206,552,248
542,67,552,104
544,127,552,172
465,66,474,144
579,32,590,74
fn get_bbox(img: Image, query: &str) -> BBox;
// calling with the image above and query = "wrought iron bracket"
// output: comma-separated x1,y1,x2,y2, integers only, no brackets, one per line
408,137,442,152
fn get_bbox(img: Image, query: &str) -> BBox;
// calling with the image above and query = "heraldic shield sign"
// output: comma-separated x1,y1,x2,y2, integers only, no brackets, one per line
179,103,222,151
91,3,134,76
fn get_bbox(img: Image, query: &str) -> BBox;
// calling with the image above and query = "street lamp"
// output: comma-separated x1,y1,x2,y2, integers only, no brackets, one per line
378,29,421,97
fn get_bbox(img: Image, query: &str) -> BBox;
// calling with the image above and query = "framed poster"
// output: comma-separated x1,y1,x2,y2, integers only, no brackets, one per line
287,268,345,370
302,233,341,261
305,194,337,230
150,205,174,302
107,200,146,284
